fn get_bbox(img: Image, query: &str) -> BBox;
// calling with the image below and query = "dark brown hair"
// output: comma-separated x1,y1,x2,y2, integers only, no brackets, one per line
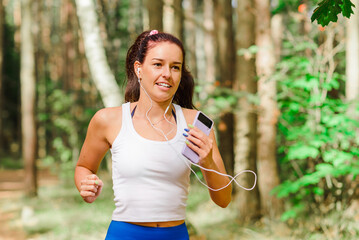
125,30,195,109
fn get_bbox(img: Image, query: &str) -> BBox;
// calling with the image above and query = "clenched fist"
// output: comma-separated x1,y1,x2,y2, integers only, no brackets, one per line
80,174,103,203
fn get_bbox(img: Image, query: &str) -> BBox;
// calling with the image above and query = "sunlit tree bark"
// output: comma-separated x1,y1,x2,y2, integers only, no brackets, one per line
183,0,197,79
164,0,174,34
21,0,37,197
214,0,235,176
146,0,163,31
255,0,282,217
271,13,284,62
0,0,4,151
234,0,260,222
203,0,215,91
164,0,183,40
345,0,359,102
75,0,122,107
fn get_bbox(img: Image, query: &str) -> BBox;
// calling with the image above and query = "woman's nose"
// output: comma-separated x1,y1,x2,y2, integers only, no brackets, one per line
162,66,171,79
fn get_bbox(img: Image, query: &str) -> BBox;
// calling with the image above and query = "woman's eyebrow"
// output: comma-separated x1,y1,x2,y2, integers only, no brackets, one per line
151,58,182,65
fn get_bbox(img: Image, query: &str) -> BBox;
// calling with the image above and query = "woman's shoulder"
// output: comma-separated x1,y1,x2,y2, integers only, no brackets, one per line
90,105,123,128
180,107,198,124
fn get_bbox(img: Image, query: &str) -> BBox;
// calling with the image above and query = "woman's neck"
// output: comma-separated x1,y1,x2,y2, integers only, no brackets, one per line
135,97,173,121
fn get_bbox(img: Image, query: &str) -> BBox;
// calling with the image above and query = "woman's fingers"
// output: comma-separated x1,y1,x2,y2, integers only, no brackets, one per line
184,125,213,159
185,127,207,144
80,174,103,202
80,190,96,197
81,184,98,192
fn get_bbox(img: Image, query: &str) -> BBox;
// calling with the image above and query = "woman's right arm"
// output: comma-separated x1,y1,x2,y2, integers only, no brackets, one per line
74,109,112,203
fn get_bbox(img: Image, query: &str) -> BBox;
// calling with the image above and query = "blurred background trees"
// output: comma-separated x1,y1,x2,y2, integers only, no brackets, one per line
1,0,359,236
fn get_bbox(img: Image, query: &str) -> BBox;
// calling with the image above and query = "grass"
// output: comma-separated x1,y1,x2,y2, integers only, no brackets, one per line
0,156,23,169
2,170,359,240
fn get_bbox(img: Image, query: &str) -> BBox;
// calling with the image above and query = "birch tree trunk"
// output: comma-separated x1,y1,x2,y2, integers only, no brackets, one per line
75,0,122,107
255,0,282,217
146,0,163,31
0,0,4,150
234,0,260,222
21,0,37,197
214,0,235,176
345,0,359,102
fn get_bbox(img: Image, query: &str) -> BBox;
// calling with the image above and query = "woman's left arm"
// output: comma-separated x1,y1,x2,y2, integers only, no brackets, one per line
184,126,232,208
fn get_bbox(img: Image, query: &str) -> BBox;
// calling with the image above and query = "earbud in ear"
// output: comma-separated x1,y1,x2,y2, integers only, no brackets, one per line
137,68,141,83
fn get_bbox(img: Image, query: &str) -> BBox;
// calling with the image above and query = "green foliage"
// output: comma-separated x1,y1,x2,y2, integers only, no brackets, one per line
0,156,23,169
194,83,258,120
271,0,303,15
311,0,356,26
273,36,359,222
38,84,96,179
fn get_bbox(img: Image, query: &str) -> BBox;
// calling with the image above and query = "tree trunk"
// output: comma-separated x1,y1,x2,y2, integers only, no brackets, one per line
234,0,261,222
21,0,37,197
97,0,123,79
128,0,143,41
62,0,76,91
75,0,122,107
0,0,4,151
203,0,215,94
183,0,197,79
345,0,359,101
173,0,183,40
146,0,163,31
214,0,235,176
271,14,284,63
164,0,183,40
164,0,173,34
254,0,282,217
33,0,46,159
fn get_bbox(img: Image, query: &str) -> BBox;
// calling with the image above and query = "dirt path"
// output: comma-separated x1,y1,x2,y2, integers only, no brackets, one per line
0,169,58,240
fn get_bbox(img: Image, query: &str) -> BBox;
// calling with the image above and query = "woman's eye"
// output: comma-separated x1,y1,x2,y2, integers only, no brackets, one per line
172,66,181,70
154,63,162,67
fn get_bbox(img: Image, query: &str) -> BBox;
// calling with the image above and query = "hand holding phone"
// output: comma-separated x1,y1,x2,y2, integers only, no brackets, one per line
182,111,214,163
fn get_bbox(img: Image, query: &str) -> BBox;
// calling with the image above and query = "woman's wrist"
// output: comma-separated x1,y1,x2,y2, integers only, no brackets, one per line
199,158,217,169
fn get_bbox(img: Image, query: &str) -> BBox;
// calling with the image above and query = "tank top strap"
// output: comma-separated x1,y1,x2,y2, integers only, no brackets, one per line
121,102,132,129
173,104,188,130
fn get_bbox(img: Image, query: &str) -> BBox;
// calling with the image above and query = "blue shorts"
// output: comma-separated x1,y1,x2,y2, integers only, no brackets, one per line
105,221,189,240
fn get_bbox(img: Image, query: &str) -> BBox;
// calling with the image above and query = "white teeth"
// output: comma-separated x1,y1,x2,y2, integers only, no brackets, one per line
157,83,171,88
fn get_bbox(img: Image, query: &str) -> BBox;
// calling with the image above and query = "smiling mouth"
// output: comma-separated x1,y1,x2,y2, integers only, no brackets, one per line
156,83,171,88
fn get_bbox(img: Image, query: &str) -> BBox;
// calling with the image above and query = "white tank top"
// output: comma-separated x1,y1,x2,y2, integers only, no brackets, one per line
110,102,191,222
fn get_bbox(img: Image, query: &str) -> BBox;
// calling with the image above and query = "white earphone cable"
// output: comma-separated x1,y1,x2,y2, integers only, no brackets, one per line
137,77,257,191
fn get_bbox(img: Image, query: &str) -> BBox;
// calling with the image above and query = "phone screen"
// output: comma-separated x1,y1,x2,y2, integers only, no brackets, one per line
198,112,213,129
182,111,213,163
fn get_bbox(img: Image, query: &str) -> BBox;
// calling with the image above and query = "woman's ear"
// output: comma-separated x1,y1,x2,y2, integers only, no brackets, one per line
134,61,141,79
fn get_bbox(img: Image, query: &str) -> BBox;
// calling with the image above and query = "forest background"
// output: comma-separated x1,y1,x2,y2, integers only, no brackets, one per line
1,0,359,239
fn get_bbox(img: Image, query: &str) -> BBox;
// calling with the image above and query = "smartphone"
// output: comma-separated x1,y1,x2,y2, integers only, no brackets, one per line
182,111,214,163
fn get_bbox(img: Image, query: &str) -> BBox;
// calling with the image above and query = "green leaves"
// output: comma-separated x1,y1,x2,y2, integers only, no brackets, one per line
274,35,358,222
311,0,356,26
341,0,356,17
287,144,320,161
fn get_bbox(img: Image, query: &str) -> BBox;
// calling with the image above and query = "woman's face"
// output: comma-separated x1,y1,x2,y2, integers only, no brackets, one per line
137,41,183,103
